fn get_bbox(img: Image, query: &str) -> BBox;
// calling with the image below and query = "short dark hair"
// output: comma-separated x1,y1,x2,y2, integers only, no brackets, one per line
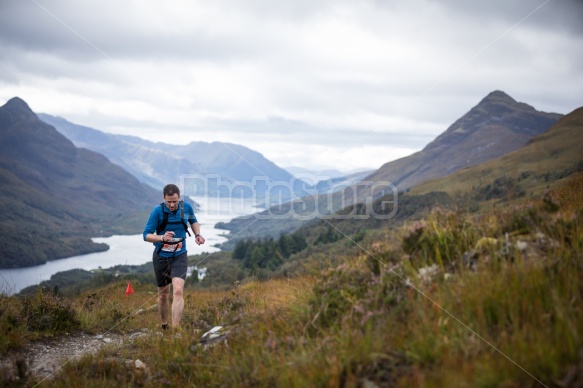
163,184,180,197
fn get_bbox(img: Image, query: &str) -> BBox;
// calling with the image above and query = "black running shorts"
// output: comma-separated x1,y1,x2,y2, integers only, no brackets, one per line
152,251,188,287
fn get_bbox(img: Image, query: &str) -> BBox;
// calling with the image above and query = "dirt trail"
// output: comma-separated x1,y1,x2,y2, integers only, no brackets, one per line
0,330,147,382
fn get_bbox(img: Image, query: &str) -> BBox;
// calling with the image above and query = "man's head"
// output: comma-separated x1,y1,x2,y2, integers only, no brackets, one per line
163,184,180,211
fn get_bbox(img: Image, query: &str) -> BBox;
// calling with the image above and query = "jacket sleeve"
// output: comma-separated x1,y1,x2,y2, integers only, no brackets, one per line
143,207,161,241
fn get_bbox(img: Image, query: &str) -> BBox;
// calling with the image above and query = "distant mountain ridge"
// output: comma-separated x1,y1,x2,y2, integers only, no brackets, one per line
39,114,302,197
218,91,568,245
410,105,583,197
364,90,562,191
0,97,160,268
285,166,360,179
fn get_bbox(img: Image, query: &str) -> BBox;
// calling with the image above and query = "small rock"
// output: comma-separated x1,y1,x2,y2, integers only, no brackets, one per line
195,325,234,349
134,359,146,369
516,241,528,251
418,264,439,282
362,378,379,388
201,326,224,340
129,332,146,341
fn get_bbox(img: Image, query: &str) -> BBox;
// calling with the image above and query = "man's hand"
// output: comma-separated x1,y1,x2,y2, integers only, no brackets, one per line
195,235,205,245
162,231,175,241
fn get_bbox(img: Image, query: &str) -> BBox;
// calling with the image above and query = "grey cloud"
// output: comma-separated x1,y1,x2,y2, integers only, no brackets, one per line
0,2,256,62
193,118,437,150
65,111,436,151
3,0,581,68
1,0,582,170
439,0,583,35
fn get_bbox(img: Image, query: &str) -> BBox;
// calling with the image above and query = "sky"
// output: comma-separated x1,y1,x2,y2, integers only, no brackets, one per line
1,0,582,172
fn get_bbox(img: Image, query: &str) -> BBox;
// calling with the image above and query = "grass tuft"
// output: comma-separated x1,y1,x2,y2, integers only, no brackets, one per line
1,173,582,386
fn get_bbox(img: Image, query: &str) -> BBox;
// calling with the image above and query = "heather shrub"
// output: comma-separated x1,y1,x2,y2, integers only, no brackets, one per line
309,255,410,330
401,209,479,269
0,295,27,351
21,290,80,333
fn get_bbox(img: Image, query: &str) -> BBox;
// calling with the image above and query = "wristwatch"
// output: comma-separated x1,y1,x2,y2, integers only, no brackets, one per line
195,234,201,238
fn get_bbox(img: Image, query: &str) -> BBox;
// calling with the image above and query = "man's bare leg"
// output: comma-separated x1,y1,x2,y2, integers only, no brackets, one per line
171,277,185,328
158,285,170,327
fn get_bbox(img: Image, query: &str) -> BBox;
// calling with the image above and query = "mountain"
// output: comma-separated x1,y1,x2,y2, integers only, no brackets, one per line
0,97,160,268
38,114,303,197
36,114,199,190
364,91,562,192
218,91,568,246
285,166,350,179
410,105,583,197
284,166,375,195
305,169,375,196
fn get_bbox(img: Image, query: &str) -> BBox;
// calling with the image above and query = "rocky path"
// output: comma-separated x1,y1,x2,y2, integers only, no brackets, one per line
0,329,148,383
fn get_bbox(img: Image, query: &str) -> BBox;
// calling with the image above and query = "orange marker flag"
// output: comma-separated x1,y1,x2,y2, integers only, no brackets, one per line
125,281,134,296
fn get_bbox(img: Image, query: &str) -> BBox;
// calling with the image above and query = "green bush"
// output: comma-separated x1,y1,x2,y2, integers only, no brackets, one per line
0,295,27,351
401,210,478,269
21,290,80,333
309,256,409,330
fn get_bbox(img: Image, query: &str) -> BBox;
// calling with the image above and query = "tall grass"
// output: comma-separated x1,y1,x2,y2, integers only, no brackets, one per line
2,173,582,387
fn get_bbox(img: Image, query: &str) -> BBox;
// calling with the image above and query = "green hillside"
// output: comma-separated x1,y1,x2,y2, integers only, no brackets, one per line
1,170,581,387
217,91,568,248
39,113,304,197
410,106,583,200
364,90,562,192
0,97,160,268
1,96,581,385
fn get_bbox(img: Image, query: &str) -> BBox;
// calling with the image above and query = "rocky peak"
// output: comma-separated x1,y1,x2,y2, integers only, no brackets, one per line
0,97,38,127
364,91,564,193
424,90,560,152
478,90,518,106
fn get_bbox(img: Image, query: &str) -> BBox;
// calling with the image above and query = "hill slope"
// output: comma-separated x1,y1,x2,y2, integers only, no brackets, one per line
39,114,301,197
365,90,562,191
410,105,583,197
219,91,568,246
1,172,581,386
0,97,160,268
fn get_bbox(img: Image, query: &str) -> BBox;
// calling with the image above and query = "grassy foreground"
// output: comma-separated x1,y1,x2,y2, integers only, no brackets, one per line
1,173,582,387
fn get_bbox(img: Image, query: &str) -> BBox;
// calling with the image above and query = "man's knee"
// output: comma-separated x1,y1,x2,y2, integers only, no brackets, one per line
158,287,170,301
173,285,183,298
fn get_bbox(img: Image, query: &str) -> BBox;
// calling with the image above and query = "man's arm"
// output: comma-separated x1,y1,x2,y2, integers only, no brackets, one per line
191,222,205,245
143,207,166,243
186,203,204,245
146,233,166,243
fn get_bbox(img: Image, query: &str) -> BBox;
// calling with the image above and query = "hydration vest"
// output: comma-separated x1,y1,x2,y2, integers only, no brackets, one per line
155,201,191,253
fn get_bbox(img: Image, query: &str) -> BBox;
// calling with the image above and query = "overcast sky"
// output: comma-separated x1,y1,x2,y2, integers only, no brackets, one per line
1,0,582,172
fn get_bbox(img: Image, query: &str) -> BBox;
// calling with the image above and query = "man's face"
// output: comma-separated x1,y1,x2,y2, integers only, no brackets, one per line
164,193,180,211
